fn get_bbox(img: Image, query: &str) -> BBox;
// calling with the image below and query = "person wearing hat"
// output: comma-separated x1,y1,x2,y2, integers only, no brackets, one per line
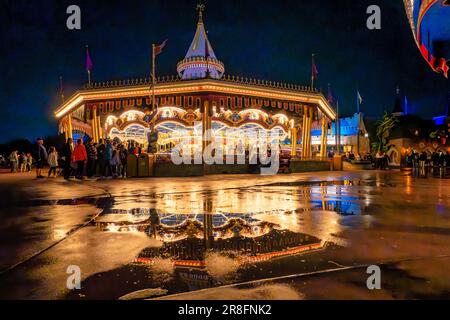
33,138,48,179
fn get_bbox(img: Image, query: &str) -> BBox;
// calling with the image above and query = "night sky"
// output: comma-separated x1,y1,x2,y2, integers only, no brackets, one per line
1,0,449,143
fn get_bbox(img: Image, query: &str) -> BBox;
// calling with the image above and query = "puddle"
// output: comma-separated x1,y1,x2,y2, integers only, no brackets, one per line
62,181,376,299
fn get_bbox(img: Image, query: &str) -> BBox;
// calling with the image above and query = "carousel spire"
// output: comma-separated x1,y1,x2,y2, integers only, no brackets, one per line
197,3,205,24
177,3,225,80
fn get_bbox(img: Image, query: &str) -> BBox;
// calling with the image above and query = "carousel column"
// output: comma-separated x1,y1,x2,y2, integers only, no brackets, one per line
320,116,328,159
301,106,308,159
303,106,312,159
203,197,214,250
97,114,103,140
92,106,98,143
290,126,297,158
202,99,212,166
307,108,314,158
67,114,74,140
305,108,310,158
64,126,69,141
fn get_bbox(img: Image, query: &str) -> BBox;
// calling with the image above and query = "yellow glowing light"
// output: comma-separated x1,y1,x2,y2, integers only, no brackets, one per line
55,79,336,120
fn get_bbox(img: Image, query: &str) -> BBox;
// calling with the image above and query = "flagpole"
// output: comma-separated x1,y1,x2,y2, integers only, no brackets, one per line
86,45,91,86
357,91,360,156
311,54,315,89
357,90,360,114
59,76,65,103
152,43,156,111
336,100,340,155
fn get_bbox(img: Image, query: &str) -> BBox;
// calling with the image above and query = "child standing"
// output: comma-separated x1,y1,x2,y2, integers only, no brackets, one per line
47,147,59,178
110,149,121,178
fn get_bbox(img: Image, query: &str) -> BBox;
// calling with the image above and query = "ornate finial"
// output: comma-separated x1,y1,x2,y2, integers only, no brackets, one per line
396,86,400,95
197,3,205,23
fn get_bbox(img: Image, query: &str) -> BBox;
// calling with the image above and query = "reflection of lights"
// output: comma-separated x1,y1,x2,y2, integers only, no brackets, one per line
53,229,67,240
106,224,120,232
106,115,118,126
134,242,325,267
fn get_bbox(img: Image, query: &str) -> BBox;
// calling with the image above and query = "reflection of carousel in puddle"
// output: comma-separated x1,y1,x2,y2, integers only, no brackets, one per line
96,207,324,267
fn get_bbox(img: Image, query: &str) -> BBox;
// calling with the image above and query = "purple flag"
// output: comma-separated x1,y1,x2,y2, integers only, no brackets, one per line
312,55,319,81
86,47,93,72
327,84,334,105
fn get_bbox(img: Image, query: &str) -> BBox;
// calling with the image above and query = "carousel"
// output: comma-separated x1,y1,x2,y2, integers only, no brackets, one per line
55,5,336,170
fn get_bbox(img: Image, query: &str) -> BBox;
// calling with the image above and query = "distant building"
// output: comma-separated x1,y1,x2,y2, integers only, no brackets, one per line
392,87,404,117
386,89,449,166
311,112,370,156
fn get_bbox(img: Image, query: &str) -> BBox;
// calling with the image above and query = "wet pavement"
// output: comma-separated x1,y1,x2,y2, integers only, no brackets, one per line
0,169,450,300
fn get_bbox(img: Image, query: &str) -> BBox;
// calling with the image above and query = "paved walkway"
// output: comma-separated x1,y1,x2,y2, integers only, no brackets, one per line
0,169,449,299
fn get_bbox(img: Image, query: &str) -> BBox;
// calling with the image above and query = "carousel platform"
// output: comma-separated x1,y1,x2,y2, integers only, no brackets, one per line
145,160,333,177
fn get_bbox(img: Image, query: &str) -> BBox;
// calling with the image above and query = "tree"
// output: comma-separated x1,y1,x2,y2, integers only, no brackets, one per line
371,112,398,154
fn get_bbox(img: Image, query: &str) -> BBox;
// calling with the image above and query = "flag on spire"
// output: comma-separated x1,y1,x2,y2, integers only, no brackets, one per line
357,90,363,113
85,46,93,85
327,84,334,105
86,46,93,72
357,90,363,105
312,54,319,82
154,39,168,57
59,76,65,103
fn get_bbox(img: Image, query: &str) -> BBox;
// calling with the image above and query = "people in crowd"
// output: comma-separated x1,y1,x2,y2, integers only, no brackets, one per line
103,139,113,178
110,149,121,178
96,139,106,179
119,144,128,178
375,151,383,169
437,150,445,167
72,139,88,180
419,151,427,170
19,152,28,173
348,152,355,161
382,152,390,170
85,138,97,178
47,146,59,178
26,153,33,172
62,138,74,180
9,150,19,173
431,151,439,167
34,138,48,179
